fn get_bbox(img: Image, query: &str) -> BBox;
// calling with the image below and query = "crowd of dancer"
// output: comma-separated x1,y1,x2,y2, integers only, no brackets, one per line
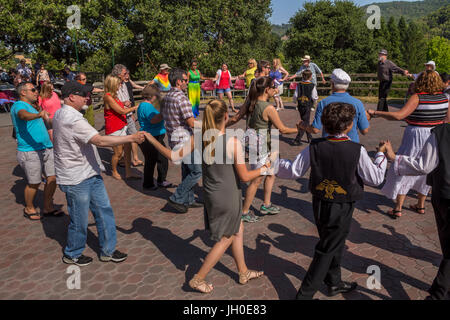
8,50,450,299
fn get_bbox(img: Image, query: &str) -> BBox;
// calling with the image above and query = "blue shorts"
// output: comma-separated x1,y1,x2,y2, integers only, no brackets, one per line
216,88,231,94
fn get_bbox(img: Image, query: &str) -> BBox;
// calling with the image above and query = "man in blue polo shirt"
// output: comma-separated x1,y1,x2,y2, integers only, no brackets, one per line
298,68,370,143
10,82,62,220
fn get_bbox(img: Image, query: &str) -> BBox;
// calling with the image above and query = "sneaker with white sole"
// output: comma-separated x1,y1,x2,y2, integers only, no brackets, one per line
62,254,93,266
260,203,280,215
241,212,262,223
99,250,128,263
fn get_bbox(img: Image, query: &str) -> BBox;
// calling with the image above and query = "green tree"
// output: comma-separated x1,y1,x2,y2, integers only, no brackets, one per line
425,4,450,39
403,21,427,73
386,17,403,66
427,36,450,73
283,0,376,73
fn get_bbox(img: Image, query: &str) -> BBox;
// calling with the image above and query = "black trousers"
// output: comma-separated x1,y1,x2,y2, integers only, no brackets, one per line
139,134,168,188
295,105,313,143
297,197,355,298
429,195,450,300
377,80,392,111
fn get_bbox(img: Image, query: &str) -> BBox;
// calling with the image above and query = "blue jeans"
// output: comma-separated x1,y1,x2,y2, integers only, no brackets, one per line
170,150,202,205
60,175,117,259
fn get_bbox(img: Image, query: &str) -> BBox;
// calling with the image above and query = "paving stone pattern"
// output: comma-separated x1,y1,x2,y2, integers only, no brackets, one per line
0,103,442,300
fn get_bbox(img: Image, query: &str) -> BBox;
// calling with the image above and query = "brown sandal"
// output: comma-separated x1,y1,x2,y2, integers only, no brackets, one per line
189,274,213,293
239,269,264,285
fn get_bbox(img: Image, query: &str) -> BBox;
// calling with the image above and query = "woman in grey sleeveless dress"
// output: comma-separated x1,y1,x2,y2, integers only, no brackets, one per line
143,99,272,294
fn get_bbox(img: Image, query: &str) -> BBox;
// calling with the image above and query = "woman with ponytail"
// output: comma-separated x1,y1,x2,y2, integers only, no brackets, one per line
240,76,299,222
143,99,271,293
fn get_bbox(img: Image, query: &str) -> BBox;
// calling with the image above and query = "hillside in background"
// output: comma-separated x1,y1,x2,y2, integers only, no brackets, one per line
271,23,291,37
363,0,450,21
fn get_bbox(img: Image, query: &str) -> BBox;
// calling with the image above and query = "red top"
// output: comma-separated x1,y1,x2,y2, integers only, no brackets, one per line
218,71,230,89
104,93,127,135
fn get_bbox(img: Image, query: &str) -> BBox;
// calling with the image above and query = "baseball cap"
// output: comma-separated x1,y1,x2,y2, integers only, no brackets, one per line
61,81,91,98
301,55,311,61
379,49,388,55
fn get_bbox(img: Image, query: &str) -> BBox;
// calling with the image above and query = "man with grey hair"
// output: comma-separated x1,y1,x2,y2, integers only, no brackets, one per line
111,64,143,168
10,82,61,220
298,68,370,143
161,68,202,213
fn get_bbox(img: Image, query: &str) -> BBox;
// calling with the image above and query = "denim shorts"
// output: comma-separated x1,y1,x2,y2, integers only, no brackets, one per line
17,148,55,184
216,88,231,94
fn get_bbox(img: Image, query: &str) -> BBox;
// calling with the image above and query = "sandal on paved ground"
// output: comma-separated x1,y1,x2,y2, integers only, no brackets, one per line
388,209,402,219
239,270,264,285
42,209,65,217
409,204,425,214
132,161,144,167
23,209,41,221
189,274,213,293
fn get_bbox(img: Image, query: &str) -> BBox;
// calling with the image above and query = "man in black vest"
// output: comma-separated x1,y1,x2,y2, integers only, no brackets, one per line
276,102,389,299
385,122,450,300
293,70,318,146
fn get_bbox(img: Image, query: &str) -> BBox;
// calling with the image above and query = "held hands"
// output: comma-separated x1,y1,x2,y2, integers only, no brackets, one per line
39,110,50,121
132,131,146,144
378,140,396,160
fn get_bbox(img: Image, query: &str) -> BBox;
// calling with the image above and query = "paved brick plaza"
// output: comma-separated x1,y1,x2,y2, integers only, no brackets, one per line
0,102,442,300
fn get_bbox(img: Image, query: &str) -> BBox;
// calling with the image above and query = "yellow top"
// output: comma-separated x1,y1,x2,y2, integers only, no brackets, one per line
245,67,257,87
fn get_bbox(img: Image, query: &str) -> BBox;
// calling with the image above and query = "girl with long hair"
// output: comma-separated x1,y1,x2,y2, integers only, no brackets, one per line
143,99,271,293
38,81,61,141
270,58,289,111
240,76,299,222
103,74,139,180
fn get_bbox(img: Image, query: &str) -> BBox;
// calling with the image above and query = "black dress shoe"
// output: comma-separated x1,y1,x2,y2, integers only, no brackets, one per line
188,201,204,208
292,140,302,146
167,199,188,213
327,281,357,297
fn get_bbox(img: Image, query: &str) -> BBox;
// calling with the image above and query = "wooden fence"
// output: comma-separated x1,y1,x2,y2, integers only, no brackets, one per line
88,73,413,110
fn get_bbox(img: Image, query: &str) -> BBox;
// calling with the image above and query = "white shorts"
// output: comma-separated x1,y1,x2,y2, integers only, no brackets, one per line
108,126,128,137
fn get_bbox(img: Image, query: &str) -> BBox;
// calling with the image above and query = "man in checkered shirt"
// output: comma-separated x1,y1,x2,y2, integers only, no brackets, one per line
161,68,203,213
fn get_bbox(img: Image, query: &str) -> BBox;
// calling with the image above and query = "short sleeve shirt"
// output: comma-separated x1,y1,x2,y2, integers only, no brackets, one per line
10,100,53,152
137,102,166,136
161,88,194,148
296,63,322,86
312,92,369,143
52,105,105,185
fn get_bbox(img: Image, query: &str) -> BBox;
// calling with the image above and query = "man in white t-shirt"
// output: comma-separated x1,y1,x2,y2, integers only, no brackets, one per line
53,81,145,266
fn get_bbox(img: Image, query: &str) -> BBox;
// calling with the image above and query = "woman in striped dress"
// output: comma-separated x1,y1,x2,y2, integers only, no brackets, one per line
368,71,449,218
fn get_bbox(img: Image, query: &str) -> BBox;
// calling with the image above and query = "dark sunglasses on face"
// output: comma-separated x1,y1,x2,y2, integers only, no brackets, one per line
181,78,188,83
26,88,37,92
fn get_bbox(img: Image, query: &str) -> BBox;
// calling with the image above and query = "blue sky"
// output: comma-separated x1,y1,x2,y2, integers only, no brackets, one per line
270,0,418,24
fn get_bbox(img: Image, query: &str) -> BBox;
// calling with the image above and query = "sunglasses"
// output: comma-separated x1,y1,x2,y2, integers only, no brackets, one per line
181,78,188,83
79,78,87,81
26,88,37,92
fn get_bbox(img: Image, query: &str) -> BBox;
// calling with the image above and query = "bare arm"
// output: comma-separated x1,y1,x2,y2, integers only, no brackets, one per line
280,67,289,81
104,94,137,115
143,132,194,161
17,109,46,121
89,132,144,147
229,137,268,182
185,117,195,129
360,127,370,135
265,106,298,134
369,94,419,121
129,80,144,90
226,104,247,127
150,113,163,124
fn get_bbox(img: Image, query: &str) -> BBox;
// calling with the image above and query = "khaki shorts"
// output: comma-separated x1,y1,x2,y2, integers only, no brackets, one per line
108,126,128,137
17,148,55,184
